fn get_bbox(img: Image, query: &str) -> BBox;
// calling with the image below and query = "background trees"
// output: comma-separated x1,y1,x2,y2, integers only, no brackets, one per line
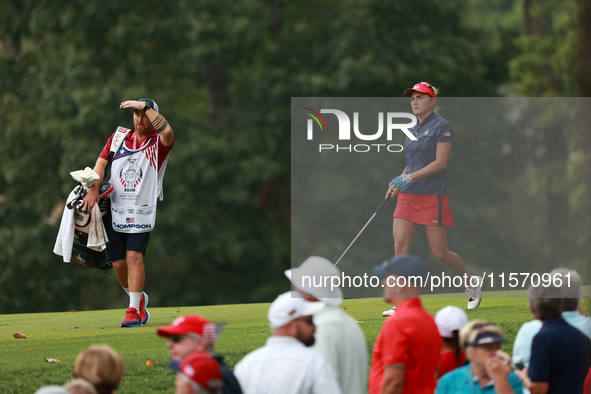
0,0,588,313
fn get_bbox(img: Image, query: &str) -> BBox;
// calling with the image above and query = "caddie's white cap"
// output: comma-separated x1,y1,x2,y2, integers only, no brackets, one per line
435,305,469,338
268,291,325,329
285,256,344,306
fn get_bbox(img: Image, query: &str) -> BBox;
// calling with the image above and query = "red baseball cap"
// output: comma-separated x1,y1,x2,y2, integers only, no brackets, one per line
157,315,219,346
403,82,436,97
169,353,223,391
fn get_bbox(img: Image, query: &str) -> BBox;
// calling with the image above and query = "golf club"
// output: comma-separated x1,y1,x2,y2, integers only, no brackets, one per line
334,197,390,266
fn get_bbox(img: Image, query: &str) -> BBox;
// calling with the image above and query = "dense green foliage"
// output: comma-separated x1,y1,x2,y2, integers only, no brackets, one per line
1,0,589,313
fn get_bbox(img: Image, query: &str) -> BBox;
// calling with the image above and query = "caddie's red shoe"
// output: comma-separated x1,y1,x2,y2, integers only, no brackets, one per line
139,292,150,325
121,307,141,327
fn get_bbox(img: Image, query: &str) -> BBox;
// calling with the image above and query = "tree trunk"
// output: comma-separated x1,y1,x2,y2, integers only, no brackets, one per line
202,57,231,123
10,33,21,57
267,0,284,37
524,0,550,35
524,0,565,270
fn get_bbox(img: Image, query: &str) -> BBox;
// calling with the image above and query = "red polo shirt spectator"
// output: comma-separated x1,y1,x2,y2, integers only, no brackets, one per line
369,297,442,393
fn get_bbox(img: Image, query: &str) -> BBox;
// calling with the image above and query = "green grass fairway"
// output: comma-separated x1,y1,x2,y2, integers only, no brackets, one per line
1,294,589,393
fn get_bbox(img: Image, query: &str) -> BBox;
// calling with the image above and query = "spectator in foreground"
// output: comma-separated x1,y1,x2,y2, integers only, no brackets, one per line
63,378,98,394
435,305,468,378
369,254,442,394
157,315,242,394
170,352,223,394
516,284,590,394
234,291,341,394
73,345,124,394
34,387,69,394
513,268,591,370
285,255,368,394
437,320,522,393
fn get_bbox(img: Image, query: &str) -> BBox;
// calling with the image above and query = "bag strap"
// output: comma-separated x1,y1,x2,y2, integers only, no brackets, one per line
105,126,131,176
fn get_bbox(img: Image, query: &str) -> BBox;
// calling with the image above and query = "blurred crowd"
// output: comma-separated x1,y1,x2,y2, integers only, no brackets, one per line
35,255,590,394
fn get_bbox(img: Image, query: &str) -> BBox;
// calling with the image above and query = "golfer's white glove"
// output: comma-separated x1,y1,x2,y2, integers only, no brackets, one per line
389,174,413,188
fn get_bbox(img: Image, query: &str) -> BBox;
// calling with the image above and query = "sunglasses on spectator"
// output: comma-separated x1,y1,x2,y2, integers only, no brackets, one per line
168,333,201,343
294,316,314,326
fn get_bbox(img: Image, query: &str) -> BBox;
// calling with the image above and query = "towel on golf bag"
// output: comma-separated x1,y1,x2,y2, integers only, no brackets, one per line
87,203,108,251
53,189,109,262
70,167,100,187
53,189,77,262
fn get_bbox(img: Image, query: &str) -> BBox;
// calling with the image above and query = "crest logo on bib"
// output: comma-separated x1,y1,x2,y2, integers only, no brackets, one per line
119,157,143,192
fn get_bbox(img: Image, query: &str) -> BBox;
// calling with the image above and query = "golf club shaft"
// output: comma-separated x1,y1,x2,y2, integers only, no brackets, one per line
334,198,390,267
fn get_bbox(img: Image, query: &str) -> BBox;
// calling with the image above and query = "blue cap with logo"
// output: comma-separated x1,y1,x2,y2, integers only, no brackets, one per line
372,254,428,282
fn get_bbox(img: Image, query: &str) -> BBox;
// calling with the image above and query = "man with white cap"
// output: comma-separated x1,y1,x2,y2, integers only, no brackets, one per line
234,291,341,394
285,256,368,394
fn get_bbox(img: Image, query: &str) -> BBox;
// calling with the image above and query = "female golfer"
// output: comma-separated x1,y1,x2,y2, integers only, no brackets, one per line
383,82,481,316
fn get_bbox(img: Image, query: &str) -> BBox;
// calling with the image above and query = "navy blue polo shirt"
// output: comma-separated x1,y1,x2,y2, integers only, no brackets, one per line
529,317,591,393
400,112,453,196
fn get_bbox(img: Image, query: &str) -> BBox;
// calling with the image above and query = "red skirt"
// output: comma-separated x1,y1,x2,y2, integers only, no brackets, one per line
393,193,455,227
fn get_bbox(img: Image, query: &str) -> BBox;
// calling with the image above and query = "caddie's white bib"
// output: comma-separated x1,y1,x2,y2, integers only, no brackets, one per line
110,132,168,233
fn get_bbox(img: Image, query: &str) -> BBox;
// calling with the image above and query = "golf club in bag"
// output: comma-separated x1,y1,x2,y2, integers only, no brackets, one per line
334,197,390,266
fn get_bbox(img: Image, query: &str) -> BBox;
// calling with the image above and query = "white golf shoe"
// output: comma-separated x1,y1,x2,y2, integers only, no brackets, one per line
465,275,483,310
382,306,396,317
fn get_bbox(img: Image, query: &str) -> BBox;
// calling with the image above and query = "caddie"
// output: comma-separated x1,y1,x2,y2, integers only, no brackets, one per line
81,98,174,327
